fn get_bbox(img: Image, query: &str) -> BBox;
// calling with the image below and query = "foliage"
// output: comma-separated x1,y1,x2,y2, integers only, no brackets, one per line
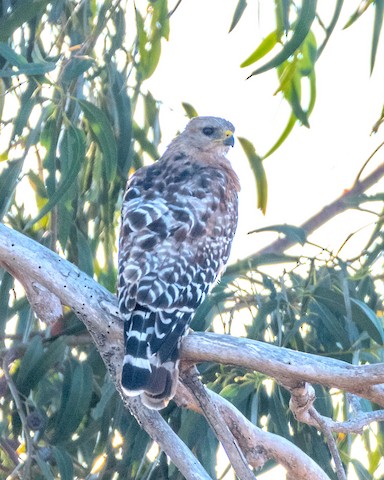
0,1,383,479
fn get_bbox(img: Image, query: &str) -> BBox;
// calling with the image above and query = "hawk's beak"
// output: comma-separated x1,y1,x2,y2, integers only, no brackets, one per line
224,131,235,147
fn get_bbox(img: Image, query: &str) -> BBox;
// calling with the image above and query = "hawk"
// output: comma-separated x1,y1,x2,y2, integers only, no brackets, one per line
118,116,240,409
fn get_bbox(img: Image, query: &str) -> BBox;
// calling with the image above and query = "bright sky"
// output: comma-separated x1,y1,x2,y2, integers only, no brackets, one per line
147,1,384,267
145,2,384,478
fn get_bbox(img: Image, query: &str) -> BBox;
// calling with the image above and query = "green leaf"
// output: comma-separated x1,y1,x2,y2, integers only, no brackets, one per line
92,381,116,421
249,224,307,245
247,0,317,77
25,125,85,229
0,271,14,334
61,57,94,84
344,1,373,29
262,112,296,159
317,0,344,58
79,99,117,181
351,298,384,345
240,31,278,68
314,287,384,345
371,0,384,73
51,361,93,444
35,450,55,480
269,386,290,438
0,0,51,41
238,137,268,213
351,459,372,480
15,336,44,394
52,447,74,480
224,253,299,277
76,228,94,276
0,42,56,76
0,78,4,121
0,159,23,221
29,338,67,390
229,0,248,33
110,67,132,178
182,102,198,119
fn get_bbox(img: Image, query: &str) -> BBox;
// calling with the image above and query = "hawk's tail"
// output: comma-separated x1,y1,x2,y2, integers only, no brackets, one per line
121,306,191,410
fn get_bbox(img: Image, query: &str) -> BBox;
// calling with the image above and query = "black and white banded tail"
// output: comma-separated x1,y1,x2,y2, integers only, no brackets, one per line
121,306,192,409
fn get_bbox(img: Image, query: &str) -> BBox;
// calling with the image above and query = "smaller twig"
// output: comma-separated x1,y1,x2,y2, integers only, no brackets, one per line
289,381,384,434
168,0,183,17
353,139,384,186
3,350,33,479
0,438,19,466
309,408,346,480
181,366,257,480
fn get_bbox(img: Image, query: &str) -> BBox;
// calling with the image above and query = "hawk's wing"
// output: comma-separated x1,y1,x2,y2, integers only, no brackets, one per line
118,159,237,316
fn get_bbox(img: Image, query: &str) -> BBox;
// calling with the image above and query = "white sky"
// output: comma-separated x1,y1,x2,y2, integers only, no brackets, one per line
147,0,384,267
146,2,384,478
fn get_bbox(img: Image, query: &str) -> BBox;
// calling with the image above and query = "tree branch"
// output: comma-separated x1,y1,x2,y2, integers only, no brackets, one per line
1,222,384,477
0,223,210,480
175,380,331,480
228,160,384,266
181,332,384,406
180,366,257,480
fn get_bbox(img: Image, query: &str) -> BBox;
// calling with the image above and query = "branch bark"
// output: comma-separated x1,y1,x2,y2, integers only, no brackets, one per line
175,379,331,480
180,366,257,480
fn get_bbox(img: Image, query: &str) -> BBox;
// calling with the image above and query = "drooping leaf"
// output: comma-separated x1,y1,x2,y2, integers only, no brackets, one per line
344,1,373,29
249,224,307,245
0,159,23,221
79,99,117,181
110,66,133,178
247,0,317,77
238,137,268,213
61,57,94,84
317,0,344,57
25,125,85,229
0,42,56,76
0,271,14,334
351,298,384,345
0,78,4,120
371,0,384,73
262,112,296,159
14,336,44,395
229,0,248,33
0,0,51,41
351,459,373,480
35,451,55,480
241,31,278,68
51,361,93,444
52,447,74,480
182,102,198,119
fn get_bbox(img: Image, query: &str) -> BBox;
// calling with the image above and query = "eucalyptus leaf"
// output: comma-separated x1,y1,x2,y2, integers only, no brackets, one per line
247,0,317,77
79,99,117,181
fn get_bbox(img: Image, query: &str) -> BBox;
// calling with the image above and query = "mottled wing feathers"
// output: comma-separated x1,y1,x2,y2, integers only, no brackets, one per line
119,161,236,314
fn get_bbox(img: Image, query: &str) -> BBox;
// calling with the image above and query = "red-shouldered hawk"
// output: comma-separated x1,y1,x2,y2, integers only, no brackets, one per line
118,116,239,409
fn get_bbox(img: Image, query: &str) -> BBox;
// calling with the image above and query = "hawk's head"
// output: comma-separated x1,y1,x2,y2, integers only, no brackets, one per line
179,116,235,154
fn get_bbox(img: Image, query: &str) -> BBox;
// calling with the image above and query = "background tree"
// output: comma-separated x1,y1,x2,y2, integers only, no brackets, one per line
0,1,383,479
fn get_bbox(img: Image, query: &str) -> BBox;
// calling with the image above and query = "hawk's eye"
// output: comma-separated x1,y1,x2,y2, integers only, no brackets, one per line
202,127,215,136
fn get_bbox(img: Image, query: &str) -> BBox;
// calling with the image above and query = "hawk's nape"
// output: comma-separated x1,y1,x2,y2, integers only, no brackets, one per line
118,116,240,409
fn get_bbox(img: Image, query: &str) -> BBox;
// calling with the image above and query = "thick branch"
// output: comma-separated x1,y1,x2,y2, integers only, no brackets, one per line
0,223,210,480
181,333,384,407
175,381,331,480
2,223,384,476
